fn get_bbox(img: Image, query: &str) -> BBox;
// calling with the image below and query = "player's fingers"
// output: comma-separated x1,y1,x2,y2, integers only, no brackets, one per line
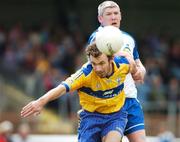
21,106,41,118
22,110,36,118
21,102,39,117
21,107,34,117
21,102,34,112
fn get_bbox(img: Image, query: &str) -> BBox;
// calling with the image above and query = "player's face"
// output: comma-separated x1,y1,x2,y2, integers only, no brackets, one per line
90,54,113,78
98,7,121,28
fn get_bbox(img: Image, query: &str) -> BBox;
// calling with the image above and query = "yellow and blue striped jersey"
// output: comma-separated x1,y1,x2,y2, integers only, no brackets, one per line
61,56,130,114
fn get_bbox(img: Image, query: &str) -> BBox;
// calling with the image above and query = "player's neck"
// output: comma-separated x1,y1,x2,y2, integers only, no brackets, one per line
106,62,114,78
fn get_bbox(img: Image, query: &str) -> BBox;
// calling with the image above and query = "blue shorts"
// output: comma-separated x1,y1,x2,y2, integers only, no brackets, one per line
78,107,128,142
124,98,145,135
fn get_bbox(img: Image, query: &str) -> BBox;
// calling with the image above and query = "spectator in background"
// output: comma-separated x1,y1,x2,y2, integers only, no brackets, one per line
0,121,14,142
150,75,166,102
168,38,180,79
12,123,32,142
0,25,6,57
168,77,180,102
157,122,175,142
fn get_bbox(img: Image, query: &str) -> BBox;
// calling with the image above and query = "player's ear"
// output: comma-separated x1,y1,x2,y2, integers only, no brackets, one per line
98,16,103,24
108,55,114,62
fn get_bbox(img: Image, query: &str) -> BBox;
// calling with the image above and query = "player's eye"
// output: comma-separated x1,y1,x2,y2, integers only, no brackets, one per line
99,62,105,66
91,62,97,66
105,13,112,16
114,12,119,15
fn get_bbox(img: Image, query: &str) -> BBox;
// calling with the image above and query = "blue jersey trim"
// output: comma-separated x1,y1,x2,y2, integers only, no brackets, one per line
88,31,97,44
79,83,124,99
82,64,93,76
114,56,129,68
133,46,139,60
61,82,70,92
124,124,145,135
119,30,140,60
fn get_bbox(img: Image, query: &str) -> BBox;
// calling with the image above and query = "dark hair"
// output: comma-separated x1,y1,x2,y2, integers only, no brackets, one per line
85,42,113,60
86,42,102,58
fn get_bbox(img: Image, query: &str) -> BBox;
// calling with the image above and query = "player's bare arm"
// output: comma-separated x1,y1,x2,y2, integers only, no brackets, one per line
115,51,146,83
132,59,146,83
21,84,66,118
115,51,137,74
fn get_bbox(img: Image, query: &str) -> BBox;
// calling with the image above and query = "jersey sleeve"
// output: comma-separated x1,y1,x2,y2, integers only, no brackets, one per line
61,68,86,92
114,56,130,74
121,31,140,60
88,26,103,44
88,32,96,44
133,43,139,60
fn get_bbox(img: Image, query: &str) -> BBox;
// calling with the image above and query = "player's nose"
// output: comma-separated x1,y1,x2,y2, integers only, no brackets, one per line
111,14,116,20
94,65,102,72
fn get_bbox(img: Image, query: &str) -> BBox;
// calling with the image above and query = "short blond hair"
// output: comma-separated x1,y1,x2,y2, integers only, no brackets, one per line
98,1,120,16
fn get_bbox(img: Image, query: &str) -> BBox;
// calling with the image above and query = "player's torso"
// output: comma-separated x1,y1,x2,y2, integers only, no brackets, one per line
78,60,128,114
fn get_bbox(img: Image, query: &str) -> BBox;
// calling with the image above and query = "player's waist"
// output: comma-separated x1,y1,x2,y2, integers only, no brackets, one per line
125,93,137,98
78,83,124,99
79,91,125,114
82,105,126,115
124,88,137,98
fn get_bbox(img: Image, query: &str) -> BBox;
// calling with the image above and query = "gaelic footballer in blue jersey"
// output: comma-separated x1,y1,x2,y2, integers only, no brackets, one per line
88,1,147,142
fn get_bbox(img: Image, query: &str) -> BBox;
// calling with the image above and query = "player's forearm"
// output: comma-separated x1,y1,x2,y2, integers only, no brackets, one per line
122,53,137,74
139,66,146,79
38,84,66,106
115,51,137,73
21,84,67,117
129,61,138,75
135,59,146,79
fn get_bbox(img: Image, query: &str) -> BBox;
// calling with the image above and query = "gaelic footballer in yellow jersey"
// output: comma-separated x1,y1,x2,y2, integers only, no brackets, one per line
21,42,137,142
62,47,130,114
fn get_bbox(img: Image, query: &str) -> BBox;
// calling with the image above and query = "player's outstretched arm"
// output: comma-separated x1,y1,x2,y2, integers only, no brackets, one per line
21,84,66,118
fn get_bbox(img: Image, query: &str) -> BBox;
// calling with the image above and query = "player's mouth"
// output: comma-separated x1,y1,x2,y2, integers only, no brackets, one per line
96,72,105,78
111,22,118,27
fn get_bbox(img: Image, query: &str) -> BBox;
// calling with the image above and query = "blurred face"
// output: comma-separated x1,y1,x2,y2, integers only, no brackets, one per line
98,7,121,28
90,53,113,78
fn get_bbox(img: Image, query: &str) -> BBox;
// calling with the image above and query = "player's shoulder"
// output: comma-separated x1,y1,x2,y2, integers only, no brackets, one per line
121,30,136,44
88,26,103,44
114,56,129,68
120,30,137,54
81,62,93,76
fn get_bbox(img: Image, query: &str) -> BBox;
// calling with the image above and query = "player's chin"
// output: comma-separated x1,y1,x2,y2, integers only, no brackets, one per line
97,73,106,78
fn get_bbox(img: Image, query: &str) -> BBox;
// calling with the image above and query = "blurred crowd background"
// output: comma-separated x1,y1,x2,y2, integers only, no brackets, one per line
0,0,180,141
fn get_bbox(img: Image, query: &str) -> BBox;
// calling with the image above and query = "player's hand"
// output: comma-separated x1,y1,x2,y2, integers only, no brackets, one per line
115,51,137,73
21,100,43,118
132,67,144,83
